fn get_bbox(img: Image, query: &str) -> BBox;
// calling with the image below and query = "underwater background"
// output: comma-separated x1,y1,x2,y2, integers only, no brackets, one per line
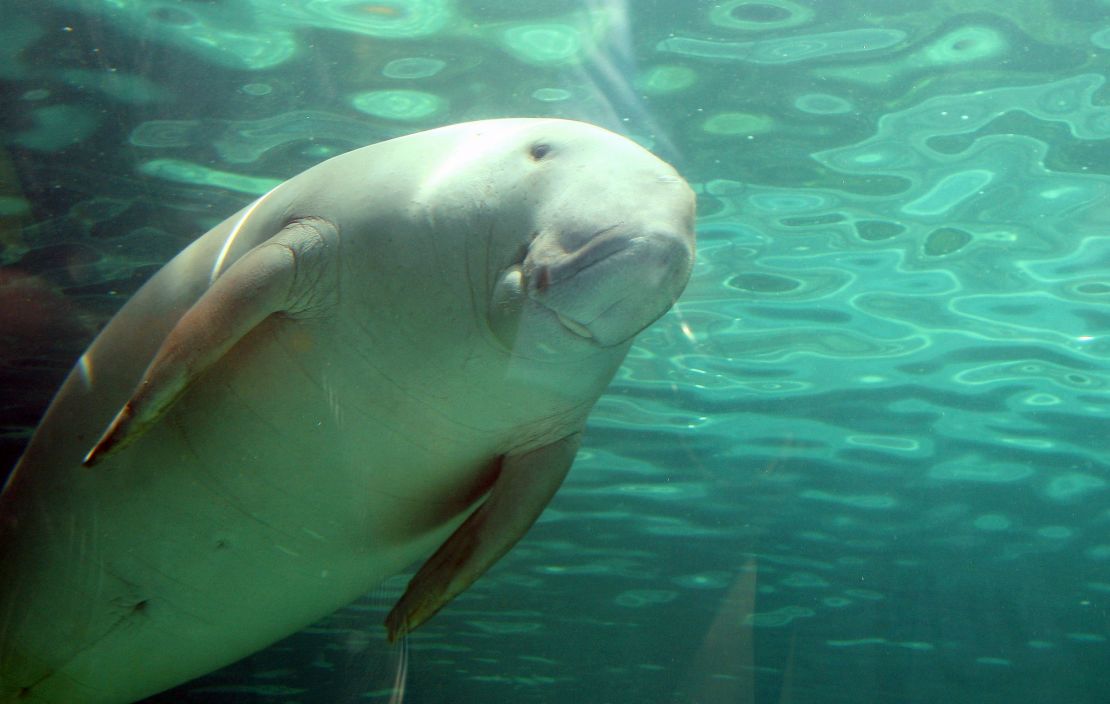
1,0,1109,702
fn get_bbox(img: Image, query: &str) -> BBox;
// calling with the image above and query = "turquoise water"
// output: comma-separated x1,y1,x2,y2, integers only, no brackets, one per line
1,1,1109,702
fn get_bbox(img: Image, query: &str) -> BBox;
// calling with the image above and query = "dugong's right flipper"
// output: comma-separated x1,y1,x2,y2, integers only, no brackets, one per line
384,433,582,642
83,217,338,467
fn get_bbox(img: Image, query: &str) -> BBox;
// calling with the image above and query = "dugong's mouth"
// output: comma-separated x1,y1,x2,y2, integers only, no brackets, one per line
522,229,637,346
522,224,692,347
486,222,692,356
486,261,607,351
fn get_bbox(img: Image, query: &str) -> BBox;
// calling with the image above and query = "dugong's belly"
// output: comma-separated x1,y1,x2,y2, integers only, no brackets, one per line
0,320,497,703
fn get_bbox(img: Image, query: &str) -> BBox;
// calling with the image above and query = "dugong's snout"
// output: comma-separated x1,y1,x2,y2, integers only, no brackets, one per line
481,118,696,356
524,223,694,347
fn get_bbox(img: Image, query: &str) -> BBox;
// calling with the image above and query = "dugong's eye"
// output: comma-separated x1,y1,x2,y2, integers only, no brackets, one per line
529,143,552,161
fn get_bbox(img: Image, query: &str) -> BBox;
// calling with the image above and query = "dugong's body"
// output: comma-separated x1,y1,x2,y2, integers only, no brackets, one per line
0,118,695,703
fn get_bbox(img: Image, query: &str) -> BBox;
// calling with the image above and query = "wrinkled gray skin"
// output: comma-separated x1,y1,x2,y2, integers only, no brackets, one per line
0,118,695,703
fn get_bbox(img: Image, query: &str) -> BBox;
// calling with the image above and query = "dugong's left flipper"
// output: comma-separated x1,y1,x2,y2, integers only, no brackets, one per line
83,217,338,467
385,433,582,642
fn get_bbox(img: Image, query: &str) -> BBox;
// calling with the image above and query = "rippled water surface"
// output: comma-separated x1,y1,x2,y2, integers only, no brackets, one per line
2,1,1109,703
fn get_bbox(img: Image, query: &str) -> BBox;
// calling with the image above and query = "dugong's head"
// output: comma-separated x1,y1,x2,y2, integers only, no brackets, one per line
424,118,696,362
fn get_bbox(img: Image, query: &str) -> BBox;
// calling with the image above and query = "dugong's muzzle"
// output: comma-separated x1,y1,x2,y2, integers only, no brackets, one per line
521,224,694,347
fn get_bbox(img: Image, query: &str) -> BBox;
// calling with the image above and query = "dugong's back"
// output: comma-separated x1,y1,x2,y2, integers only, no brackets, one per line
0,118,696,703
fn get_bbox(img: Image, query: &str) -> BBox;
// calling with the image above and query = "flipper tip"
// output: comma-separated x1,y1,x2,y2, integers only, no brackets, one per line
81,404,134,468
385,598,423,643
82,434,115,468
384,612,407,644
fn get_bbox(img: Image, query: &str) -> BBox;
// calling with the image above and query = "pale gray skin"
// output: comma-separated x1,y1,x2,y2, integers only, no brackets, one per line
0,118,695,703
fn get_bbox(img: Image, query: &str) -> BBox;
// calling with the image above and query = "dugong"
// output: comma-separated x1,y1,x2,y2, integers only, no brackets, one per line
0,118,695,703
